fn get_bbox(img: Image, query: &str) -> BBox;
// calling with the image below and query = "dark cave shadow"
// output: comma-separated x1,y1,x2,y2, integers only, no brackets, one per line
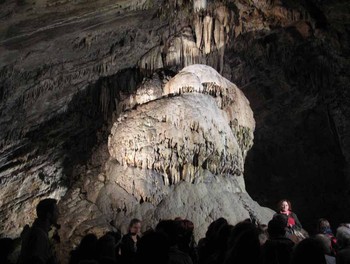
24,67,144,188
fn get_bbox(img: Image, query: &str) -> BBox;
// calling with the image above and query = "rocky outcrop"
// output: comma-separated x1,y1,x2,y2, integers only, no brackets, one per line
57,65,272,263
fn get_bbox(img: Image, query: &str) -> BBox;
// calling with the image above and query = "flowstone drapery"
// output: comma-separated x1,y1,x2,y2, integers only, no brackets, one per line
98,64,272,236
54,65,273,263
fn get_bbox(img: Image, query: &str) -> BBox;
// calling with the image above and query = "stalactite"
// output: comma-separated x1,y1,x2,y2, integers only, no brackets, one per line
194,15,203,49
162,32,202,69
193,0,207,12
182,37,202,67
138,46,164,74
99,82,110,120
218,46,225,74
214,19,221,50
214,5,230,49
166,38,183,67
203,15,213,54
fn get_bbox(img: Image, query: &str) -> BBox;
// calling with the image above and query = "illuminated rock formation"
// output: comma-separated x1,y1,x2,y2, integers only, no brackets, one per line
104,64,270,235
55,65,273,262
138,3,233,74
193,0,207,12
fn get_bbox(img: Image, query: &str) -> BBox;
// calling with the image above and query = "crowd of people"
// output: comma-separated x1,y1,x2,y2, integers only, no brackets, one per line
1,198,350,264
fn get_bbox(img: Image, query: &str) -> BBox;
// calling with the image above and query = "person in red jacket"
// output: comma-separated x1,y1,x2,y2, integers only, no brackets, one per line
276,199,302,231
273,199,307,244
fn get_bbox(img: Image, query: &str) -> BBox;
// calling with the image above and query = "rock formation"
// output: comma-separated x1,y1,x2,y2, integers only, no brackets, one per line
57,65,273,262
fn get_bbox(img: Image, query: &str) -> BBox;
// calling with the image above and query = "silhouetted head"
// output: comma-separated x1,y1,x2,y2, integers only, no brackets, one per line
317,218,332,234
225,222,261,264
205,217,228,240
178,219,194,232
290,238,326,264
0,237,14,261
177,219,194,237
155,220,181,246
215,224,235,251
106,230,122,245
258,224,269,245
75,234,98,262
314,234,332,255
136,230,169,264
36,198,59,225
128,218,141,236
97,233,116,261
228,221,256,249
176,219,195,247
336,225,350,249
268,214,288,238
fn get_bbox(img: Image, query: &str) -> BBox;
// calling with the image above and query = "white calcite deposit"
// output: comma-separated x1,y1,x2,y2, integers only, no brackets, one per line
105,64,271,234
56,65,273,263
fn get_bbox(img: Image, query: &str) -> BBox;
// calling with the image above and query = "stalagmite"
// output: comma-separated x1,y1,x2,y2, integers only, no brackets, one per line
109,65,255,192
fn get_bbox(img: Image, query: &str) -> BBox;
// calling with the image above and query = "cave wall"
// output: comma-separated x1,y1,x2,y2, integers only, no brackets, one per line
0,0,349,239
0,0,165,236
223,0,350,231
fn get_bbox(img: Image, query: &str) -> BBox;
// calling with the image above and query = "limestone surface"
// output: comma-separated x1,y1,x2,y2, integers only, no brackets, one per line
85,66,266,233
56,65,273,263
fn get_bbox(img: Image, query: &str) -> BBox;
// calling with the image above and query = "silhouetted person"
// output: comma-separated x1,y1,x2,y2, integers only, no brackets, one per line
290,238,326,264
135,230,169,264
156,220,193,264
69,234,98,264
257,224,268,246
19,198,59,264
224,222,262,264
176,219,198,264
262,214,294,264
204,223,234,264
314,234,336,264
336,225,350,264
106,230,122,263
0,237,15,264
197,217,228,264
121,218,141,264
316,218,337,255
97,233,117,264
